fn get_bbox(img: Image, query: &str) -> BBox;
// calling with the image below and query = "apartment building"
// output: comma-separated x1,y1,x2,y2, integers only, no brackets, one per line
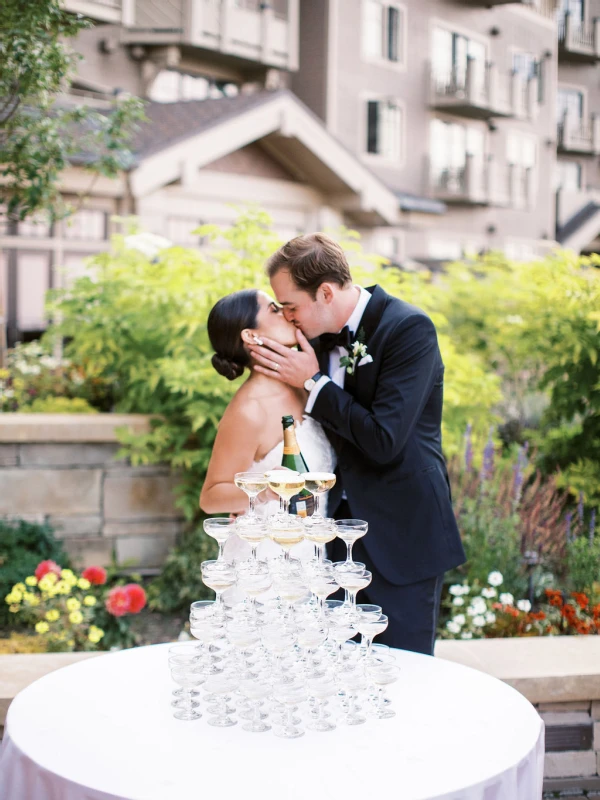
3,0,600,345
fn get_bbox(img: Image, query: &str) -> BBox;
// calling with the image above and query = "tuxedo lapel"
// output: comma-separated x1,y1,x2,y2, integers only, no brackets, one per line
360,285,389,344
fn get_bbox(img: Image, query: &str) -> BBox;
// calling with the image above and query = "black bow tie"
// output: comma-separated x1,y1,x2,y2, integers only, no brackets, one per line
320,326,353,353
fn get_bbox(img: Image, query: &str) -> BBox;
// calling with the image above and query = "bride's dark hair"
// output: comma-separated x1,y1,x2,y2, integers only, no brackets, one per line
207,289,259,381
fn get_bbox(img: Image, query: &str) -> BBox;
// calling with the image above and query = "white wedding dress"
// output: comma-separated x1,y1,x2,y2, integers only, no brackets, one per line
223,415,337,567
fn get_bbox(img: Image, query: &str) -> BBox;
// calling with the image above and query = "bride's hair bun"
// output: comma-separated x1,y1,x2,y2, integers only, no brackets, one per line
211,353,244,381
207,290,260,382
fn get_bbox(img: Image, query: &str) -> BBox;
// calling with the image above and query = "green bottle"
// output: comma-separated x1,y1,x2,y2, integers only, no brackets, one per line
281,415,315,517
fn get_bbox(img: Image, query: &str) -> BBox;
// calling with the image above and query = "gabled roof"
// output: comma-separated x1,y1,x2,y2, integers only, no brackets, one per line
129,90,401,226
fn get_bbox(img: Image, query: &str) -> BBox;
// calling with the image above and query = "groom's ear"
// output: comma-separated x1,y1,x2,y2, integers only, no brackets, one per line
318,283,335,304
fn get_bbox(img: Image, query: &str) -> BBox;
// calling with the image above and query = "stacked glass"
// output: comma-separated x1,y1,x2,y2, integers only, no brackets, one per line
166,472,399,737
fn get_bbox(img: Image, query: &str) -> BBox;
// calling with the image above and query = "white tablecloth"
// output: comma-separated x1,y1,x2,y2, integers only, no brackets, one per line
0,643,544,800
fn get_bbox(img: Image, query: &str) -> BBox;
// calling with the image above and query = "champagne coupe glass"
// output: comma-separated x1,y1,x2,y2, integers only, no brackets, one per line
272,569,310,620
367,663,400,719
203,674,239,726
236,560,272,617
296,620,328,676
273,680,308,739
239,678,272,733
338,666,367,725
267,515,305,564
356,614,389,661
307,674,337,732
201,560,236,618
168,644,202,705
334,519,368,567
260,624,297,682
234,471,268,526
301,472,336,524
305,564,338,616
333,565,372,616
235,522,269,562
328,615,357,668
266,471,306,518
355,603,382,653
203,517,236,563
169,656,206,721
302,518,337,561
227,623,261,679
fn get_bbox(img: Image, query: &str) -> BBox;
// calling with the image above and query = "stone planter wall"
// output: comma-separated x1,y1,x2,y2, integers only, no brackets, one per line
0,414,185,571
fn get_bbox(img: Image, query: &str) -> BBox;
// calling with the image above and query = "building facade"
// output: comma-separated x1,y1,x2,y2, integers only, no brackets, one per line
3,0,600,345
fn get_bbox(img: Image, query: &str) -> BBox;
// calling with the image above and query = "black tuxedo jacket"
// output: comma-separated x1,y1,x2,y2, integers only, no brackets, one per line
311,285,466,586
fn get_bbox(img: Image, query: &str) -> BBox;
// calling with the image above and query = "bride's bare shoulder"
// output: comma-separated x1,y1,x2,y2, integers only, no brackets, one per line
219,382,266,427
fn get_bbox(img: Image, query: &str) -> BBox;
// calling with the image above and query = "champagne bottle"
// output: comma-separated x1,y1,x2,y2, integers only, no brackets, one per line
281,415,315,517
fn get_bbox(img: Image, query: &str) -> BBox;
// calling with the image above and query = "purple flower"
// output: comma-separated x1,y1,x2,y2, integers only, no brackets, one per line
578,491,585,527
464,423,473,472
480,427,495,482
566,512,573,543
590,510,596,544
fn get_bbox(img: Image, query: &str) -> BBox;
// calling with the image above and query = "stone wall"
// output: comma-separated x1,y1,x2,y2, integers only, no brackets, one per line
0,415,185,571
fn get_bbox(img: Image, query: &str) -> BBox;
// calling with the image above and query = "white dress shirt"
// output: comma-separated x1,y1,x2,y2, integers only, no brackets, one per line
305,285,372,414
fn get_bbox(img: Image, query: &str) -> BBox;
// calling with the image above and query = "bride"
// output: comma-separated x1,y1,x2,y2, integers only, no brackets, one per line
199,288,336,563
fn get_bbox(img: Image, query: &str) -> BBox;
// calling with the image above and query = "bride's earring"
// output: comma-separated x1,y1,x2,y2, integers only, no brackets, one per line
252,335,264,346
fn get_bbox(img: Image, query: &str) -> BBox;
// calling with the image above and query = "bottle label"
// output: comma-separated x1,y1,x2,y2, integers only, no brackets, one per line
283,446,299,456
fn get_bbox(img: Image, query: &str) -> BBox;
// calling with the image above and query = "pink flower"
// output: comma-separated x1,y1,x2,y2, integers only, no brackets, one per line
35,560,62,581
82,566,107,586
105,587,131,617
123,584,146,614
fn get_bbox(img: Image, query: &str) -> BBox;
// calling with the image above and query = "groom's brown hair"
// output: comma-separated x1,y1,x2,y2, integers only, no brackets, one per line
266,233,352,299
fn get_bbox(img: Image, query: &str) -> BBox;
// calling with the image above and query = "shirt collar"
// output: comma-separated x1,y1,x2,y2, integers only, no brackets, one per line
344,286,371,337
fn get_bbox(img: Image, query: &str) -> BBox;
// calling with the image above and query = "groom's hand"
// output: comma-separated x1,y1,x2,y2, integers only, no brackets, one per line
249,329,319,388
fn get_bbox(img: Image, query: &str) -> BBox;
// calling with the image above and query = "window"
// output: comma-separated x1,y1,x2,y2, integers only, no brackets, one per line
555,160,582,190
513,51,537,80
17,214,51,238
366,98,403,160
507,133,537,168
556,0,585,25
363,1,404,65
558,88,584,123
430,119,485,177
17,251,50,332
166,218,205,247
432,27,486,92
63,210,106,241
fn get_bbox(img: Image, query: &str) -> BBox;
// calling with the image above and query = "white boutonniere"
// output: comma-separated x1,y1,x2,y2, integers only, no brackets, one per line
339,329,369,376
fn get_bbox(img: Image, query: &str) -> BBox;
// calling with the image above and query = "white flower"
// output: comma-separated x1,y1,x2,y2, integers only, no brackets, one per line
488,571,503,587
499,592,514,606
454,614,466,626
449,585,464,596
517,599,532,613
472,615,486,627
40,355,59,370
452,597,465,606
470,597,486,615
460,632,473,640
485,612,496,625
3,389,14,398
446,620,461,635
124,233,172,259
481,587,497,599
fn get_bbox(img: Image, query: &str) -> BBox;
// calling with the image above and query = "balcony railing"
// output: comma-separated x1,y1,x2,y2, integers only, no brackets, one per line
430,59,537,121
558,13,600,62
430,156,535,208
64,0,122,23
557,113,600,155
122,0,299,73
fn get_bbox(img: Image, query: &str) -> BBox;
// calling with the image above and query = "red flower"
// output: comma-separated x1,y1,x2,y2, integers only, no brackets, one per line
562,604,577,620
593,604,600,619
105,586,131,617
549,595,563,608
123,584,146,614
82,566,107,586
35,560,62,581
571,592,590,610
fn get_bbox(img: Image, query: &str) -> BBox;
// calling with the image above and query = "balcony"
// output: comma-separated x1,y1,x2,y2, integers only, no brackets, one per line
430,59,537,122
558,13,600,63
63,0,121,23
122,0,299,74
557,114,600,156
430,156,535,208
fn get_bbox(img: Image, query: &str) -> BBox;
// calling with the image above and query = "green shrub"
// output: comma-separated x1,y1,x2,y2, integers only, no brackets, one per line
147,526,217,613
0,518,71,628
27,396,98,413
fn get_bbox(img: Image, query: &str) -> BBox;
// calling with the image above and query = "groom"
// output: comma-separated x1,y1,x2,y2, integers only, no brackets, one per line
249,233,465,655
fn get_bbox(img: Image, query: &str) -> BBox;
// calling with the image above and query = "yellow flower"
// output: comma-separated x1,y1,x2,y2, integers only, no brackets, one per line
66,598,81,612
69,611,83,625
77,578,91,591
67,640,75,647
13,583,26,594
83,595,96,607
35,621,49,634
25,576,38,587
54,580,71,595
23,592,39,607
45,609,60,622
5,590,23,604
39,574,57,592
9,605,20,613
88,626,104,644
61,569,78,586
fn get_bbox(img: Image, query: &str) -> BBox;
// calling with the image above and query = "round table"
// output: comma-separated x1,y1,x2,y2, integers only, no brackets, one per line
0,643,544,800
